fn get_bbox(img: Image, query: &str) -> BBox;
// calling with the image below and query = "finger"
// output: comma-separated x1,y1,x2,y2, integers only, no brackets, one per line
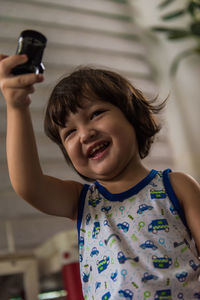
7,85,35,101
10,85,35,96
0,54,9,61
23,85,35,94
0,55,28,75
1,73,44,89
5,88,33,108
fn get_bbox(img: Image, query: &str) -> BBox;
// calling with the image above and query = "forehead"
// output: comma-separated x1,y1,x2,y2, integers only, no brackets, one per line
58,99,109,136
59,98,108,125
68,98,113,118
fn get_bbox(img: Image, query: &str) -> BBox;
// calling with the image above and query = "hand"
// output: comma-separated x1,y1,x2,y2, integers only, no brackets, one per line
0,54,44,109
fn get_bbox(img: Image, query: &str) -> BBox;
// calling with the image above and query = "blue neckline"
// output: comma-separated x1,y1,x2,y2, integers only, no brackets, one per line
94,169,158,202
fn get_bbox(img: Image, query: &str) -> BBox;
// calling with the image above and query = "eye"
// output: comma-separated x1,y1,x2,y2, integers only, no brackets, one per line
91,109,106,119
64,128,76,140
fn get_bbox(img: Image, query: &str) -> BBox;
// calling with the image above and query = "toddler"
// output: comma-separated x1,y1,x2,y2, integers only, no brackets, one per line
0,54,200,299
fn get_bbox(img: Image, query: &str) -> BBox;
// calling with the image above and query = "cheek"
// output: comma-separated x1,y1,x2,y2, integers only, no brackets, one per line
110,121,135,140
64,140,82,165
116,124,138,150
63,141,75,161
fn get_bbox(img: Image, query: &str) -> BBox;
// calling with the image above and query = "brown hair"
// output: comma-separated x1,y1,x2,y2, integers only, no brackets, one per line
44,67,165,179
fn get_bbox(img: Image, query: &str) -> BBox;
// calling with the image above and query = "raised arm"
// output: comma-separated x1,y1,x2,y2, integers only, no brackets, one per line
169,171,200,253
0,54,82,220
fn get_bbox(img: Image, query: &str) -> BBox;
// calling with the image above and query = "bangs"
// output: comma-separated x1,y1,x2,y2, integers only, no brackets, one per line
48,79,86,129
50,95,84,128
47,69,113,129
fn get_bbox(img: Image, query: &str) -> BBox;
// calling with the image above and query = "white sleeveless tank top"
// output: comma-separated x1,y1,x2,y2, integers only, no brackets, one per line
77,169,200,300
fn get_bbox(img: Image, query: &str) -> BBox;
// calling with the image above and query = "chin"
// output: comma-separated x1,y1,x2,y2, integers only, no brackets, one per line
77,161,121,181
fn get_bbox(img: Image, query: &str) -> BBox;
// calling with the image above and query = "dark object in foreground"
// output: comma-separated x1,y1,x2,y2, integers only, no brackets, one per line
12,30,47,75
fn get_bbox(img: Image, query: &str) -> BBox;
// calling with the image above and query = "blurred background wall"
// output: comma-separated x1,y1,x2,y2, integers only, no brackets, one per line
134,0,200,180
0,0,199,299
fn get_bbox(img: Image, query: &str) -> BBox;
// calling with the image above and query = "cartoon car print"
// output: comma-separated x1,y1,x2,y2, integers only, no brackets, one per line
79,236,84,247
117,222,129,233
176,271,188,282
148,219,169,234
137,204,153,214
97,256,110,273
141,272,158,283
90,247,99,257
154,289,172,300
102,291,111,300
152,255,172,269
150,189,166,199
140,240,158,250
189,259,200,271
118,289,133,300
194,292,200,299
92,221,100,238
101,206,112,213
88,196,101,207
117,251,139,264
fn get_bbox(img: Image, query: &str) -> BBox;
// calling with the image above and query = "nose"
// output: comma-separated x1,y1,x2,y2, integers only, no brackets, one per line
80,127,97,144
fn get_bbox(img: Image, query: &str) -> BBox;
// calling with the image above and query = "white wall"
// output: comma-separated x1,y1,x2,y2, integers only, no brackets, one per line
132,0,200,180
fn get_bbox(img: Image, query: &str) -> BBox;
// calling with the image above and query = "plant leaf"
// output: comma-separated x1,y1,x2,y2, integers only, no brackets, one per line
152,26,190,39
158,0,176,9
161,9,186,20
152,26,184,32
151,26,174,32
190,21,200,36
187,2,200,16
167,30,190,39
191,0,200,6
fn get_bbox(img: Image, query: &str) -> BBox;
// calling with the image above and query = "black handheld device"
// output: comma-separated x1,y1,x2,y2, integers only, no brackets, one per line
12,30,47,75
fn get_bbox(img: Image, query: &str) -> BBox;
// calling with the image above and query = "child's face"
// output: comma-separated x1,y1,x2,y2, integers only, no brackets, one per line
59,99,140,181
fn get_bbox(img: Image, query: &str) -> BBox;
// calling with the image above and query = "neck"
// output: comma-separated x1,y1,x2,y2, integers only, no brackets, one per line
97,160,150,194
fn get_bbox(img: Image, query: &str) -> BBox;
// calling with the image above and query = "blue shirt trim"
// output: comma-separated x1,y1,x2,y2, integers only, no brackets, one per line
94,169,158,201
77,184,89,242
162,168,190,232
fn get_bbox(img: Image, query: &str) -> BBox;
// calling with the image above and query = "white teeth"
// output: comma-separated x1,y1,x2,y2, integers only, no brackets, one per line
90,144,104,155
90,142,108,156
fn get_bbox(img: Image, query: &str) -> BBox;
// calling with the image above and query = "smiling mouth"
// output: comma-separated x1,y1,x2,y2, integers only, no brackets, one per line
88,142,110,159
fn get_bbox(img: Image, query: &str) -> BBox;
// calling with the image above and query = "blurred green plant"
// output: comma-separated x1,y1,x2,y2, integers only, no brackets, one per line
152,0,200,76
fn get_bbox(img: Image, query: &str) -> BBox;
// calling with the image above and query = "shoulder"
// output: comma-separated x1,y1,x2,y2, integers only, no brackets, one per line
66,179,84,191
168,171,200,207
63,180,85,200
169,171,199,192
169,171,200,252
